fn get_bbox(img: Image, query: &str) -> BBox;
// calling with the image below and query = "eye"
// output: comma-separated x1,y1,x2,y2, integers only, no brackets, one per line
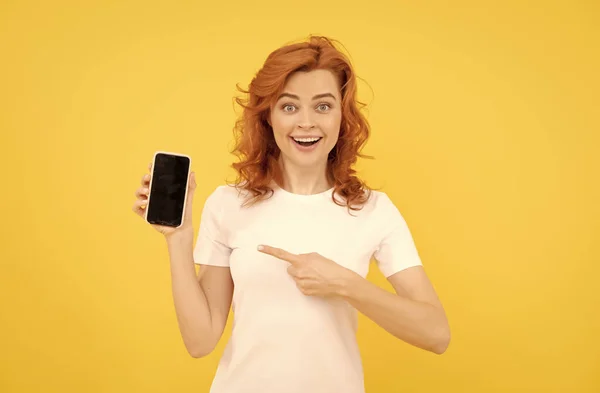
282,104,296,113
317,103,331,112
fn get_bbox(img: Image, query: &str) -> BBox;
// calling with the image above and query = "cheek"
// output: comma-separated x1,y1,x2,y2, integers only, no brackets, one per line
321,115,341,139
271,115,294,140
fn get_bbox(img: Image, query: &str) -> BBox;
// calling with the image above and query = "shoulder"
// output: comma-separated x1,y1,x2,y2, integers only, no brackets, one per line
204,183,253,209
366,189,394,206
355,189,410,233
360,189,401,215
206,183,244,201
330,188,398,215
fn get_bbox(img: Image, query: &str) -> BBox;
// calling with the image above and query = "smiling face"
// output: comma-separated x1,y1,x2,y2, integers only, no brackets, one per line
269,69,342,170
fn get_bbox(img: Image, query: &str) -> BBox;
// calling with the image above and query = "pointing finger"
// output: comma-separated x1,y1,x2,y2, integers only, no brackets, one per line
258,245,301,265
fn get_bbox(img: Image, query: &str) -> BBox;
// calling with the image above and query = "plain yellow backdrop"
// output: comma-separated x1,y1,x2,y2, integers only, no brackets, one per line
1,1,598,392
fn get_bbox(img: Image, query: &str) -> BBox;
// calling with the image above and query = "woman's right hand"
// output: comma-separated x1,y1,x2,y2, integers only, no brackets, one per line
132,162,197,237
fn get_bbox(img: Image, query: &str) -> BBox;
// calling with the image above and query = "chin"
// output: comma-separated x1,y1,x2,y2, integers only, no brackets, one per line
282,152,326,169
293,158,325,169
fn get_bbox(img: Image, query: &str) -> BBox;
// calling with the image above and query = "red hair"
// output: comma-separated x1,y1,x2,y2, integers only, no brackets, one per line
229,36,373,212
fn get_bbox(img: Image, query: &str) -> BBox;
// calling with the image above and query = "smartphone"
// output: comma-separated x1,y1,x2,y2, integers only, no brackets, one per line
145,151,192,228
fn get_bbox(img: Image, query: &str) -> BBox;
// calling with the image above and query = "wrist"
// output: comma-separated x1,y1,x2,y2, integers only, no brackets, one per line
165,227,194,245
336,268,361,299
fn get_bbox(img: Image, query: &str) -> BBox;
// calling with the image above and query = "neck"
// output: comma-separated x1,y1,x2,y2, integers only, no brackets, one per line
276,157,331,195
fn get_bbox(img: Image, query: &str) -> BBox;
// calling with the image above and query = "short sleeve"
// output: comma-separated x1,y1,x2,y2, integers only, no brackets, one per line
373,194,423,277
193,186,232,267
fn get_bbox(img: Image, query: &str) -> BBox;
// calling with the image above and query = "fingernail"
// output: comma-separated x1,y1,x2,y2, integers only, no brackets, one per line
257,245,264,251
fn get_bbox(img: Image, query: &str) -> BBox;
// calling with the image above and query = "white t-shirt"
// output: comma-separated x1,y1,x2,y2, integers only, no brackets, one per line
193,184,423,393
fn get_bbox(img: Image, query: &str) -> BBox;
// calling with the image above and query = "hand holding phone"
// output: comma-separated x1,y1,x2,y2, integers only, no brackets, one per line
132,151,196,236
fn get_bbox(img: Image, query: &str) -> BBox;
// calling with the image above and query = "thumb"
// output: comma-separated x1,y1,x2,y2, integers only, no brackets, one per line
183,172,196,222
190,171,197,188
187,171,196,198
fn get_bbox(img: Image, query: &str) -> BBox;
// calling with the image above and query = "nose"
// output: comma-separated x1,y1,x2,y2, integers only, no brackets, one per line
296,109,316,130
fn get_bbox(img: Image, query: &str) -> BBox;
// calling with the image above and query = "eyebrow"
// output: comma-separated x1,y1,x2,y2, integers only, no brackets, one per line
277,92,337,101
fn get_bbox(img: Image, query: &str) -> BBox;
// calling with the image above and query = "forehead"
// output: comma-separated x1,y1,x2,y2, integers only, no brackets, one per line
281,69,341,99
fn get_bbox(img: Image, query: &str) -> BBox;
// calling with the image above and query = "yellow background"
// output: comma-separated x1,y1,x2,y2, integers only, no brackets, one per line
1,1,598,392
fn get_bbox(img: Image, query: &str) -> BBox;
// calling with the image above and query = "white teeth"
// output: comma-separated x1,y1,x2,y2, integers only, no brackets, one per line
292,137,321,142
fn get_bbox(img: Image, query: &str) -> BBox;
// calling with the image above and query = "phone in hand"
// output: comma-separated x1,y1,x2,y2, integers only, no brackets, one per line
145,151,192,228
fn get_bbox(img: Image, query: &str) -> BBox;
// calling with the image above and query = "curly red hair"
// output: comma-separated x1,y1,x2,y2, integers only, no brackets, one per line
229,35,374,212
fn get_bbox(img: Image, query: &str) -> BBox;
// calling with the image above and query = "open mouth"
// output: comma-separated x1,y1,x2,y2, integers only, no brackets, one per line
291,136,322,147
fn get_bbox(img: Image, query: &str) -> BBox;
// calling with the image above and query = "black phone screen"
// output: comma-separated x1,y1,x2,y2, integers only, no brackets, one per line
146,153,191,227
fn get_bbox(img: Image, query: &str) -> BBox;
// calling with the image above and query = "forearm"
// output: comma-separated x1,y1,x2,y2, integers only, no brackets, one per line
339,272,450,354
165,230,214,357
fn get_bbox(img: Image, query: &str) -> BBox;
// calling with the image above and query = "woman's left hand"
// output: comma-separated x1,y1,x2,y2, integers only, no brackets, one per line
257,245,357,298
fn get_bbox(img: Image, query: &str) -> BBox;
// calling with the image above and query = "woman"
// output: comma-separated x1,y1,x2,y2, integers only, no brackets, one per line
132,36,450,393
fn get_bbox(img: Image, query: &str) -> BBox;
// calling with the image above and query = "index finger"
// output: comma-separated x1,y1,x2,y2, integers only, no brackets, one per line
258,245,301,265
